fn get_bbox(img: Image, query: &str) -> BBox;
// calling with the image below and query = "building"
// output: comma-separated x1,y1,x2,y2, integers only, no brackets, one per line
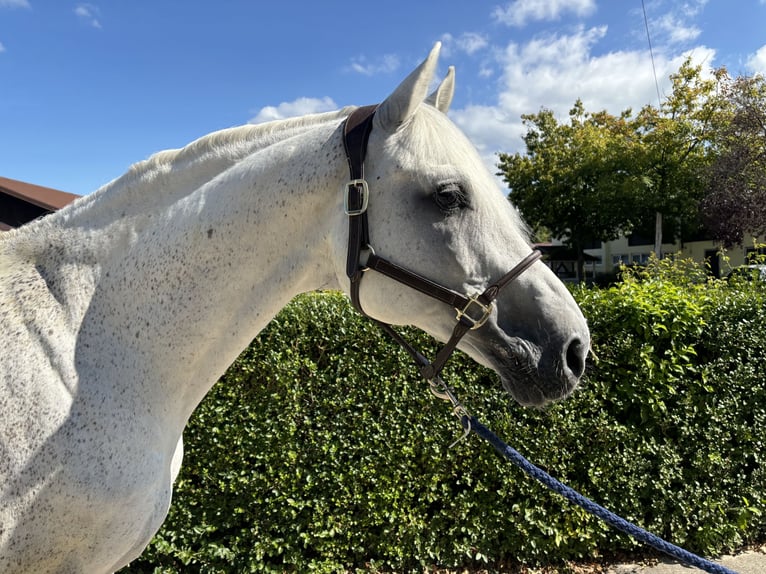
535,242,600,282
585,234,764,279
0,176,80,230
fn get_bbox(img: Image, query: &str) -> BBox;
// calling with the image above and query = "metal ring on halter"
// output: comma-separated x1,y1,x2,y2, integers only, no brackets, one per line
429,376,472,448
360,245,376,272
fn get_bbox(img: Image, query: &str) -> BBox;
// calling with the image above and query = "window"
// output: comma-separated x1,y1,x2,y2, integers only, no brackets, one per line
632,253,650,264
612,254,629,265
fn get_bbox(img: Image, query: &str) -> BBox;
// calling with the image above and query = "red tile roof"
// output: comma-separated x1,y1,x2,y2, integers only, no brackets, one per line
0,176,80,211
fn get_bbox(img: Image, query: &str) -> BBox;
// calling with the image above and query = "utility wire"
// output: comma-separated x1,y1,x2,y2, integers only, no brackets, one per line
641,0,663,107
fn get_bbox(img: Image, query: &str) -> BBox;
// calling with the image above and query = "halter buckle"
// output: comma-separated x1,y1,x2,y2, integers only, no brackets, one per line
455,296,492,330
344,179,369,216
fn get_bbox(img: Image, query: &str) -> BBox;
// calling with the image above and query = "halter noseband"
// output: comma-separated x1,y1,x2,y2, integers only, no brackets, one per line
342,105,542,385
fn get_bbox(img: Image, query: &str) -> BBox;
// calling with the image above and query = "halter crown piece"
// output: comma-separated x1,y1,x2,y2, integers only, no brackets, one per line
341,105,542,435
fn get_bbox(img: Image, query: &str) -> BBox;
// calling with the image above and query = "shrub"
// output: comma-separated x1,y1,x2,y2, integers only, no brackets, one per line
122,267,766,573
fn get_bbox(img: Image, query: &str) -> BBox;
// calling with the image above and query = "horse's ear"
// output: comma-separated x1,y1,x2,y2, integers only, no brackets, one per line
425,66,455,113
374,42,441,134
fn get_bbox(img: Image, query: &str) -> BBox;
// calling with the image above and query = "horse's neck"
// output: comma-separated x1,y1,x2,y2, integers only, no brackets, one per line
14,115,349,440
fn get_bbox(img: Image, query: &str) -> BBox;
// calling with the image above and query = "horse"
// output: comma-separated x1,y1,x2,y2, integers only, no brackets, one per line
0,43,589,573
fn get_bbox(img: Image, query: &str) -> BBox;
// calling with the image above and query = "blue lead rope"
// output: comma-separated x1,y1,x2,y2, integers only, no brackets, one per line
464,416,739,574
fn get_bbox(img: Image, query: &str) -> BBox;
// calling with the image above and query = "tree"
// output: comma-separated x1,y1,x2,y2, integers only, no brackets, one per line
497,101,644,280
700,74,766,247
633,60,727,253
498,59,727,278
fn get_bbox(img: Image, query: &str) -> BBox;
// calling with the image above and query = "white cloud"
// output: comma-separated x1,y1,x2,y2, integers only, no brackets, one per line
441,32,489,57
457,32,489,55
747,45,766,76
451,104,521,156
478,66,494,79
652,12,701,45
248,96,338,124
493,0,596,27
75,3,102,29
0,41,5,53
0,0,31,8
449,26,717,177
640,0,709,49
347,54,400,76
681,0,709,16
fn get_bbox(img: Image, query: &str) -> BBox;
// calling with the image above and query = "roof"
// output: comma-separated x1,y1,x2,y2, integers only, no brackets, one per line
535,243,600,262
0,176,80,211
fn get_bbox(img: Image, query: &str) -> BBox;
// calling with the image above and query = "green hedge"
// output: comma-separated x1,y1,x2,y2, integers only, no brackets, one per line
122,264,766,573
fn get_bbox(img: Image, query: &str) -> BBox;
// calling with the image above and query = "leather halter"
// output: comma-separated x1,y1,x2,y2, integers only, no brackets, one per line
342,105,542,384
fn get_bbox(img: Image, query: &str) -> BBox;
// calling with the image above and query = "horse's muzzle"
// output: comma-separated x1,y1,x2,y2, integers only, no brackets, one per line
490,333,588,407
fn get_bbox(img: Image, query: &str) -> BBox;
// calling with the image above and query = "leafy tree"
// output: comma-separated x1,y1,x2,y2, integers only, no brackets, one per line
700,73,766,246
497,101,643,279
633,60,727,251
498,59,727,277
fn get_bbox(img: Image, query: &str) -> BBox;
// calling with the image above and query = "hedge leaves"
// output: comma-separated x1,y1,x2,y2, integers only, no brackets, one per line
123,264,766,573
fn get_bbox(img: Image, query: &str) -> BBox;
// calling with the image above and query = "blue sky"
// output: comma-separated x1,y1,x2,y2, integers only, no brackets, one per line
1,0,765,195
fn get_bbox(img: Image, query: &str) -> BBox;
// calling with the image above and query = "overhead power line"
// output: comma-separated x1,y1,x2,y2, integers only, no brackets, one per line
641,0,663,107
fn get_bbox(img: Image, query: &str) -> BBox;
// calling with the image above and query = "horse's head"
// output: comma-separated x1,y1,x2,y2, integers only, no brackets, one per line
333,43,589,407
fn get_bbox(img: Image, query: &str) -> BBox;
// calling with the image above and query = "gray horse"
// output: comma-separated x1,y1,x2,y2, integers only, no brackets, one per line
0,43,588,573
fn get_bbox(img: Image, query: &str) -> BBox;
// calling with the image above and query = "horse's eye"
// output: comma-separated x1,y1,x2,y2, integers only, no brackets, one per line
433,183,468,215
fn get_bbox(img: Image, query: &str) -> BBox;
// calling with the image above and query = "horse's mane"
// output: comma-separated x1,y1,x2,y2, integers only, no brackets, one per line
54,107,355,230
130,107,354,182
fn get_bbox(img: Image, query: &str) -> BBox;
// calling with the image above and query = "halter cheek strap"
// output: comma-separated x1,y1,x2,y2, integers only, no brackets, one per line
342,105,377,313
341,105,542,385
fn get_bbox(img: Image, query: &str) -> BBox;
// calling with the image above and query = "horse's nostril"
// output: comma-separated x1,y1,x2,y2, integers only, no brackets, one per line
565,337,587,379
